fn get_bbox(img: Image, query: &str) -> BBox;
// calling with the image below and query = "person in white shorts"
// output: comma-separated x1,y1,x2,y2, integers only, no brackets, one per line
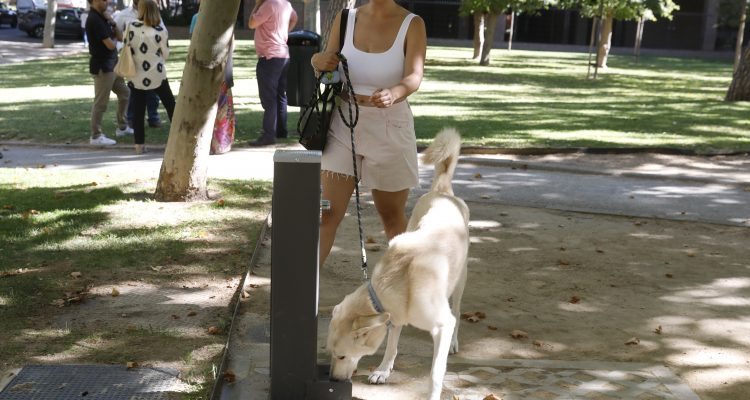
310,0,427,267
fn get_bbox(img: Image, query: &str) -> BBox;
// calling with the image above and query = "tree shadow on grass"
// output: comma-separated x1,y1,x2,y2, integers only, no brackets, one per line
0,177,271,392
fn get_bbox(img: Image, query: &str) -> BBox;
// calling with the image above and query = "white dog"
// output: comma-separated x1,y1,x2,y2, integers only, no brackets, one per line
327,128,470,400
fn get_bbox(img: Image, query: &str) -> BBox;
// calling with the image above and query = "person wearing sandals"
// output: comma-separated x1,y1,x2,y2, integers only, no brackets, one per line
122,0,175,154
310,0,427,267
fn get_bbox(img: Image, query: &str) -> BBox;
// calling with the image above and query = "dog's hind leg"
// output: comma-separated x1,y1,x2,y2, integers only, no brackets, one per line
427,311,456,400
449,261,468,354
368,325,403,384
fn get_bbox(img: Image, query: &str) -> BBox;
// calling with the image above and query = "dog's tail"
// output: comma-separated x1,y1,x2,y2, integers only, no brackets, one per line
422,128,461,196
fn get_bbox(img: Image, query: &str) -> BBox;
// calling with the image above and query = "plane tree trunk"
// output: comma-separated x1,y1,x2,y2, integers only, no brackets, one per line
154,0,241,201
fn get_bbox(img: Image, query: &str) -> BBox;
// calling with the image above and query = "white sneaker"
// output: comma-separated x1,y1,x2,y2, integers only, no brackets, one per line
115,126,134,137
90,135,117,146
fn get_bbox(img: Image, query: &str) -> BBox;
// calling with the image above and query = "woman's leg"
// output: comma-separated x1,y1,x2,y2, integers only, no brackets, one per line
319,172,356,267
371,189,410,240
130,85,147,145
155,80,176,121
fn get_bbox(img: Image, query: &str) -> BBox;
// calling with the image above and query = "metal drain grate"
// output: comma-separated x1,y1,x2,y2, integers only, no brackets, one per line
0,364,192,400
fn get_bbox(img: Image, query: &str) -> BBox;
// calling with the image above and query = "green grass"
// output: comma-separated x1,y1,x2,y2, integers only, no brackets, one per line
0,41,748,151
0,168,271,395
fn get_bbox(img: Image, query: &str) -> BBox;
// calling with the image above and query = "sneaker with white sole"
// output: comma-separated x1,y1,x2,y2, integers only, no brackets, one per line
115,126,134,137
90,135,117,146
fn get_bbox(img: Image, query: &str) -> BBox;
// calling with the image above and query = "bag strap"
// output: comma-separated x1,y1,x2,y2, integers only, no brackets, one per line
339,9,349,52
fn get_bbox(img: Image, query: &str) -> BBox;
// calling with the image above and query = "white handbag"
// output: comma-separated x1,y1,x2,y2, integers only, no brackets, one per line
114,24,136,78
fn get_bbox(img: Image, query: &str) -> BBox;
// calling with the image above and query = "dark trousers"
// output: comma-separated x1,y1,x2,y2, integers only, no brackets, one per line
256,57,289,139
129,80,176,145
127,89,161,125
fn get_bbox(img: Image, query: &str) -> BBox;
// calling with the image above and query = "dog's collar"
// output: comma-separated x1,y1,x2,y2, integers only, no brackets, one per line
367,280,393,328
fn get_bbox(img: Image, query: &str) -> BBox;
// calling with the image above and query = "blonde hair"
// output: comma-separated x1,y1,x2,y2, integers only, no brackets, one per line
138,0,161,27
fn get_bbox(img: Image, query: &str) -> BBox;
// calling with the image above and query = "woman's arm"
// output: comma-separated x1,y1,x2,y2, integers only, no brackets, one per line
370,16,426,108
161,31,170,61
310,11,343,72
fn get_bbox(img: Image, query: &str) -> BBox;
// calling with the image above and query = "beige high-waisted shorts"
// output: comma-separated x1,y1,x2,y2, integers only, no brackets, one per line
321,100,418,192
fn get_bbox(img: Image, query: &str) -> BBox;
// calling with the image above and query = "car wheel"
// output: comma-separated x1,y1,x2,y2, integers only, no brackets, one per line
33,25,43,38
11,22,17,29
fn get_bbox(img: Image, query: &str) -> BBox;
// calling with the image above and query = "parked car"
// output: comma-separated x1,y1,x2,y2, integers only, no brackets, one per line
0,1,18,28
15,0,46,15
17,8,83,39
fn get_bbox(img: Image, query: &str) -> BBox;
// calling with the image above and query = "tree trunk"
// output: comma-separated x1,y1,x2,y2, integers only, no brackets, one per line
507,11,515,51
726,45,750,101
596,11,613,68
472,12,484,60
634,16,645,63
154,0,241,202
479,13,498,66
587,16,597,78
303,0,320,33
42,0,57,49
734,0,747,72
320,0,355,50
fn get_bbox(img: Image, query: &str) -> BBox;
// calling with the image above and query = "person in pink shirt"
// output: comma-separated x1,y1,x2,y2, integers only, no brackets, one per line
248,0,298,146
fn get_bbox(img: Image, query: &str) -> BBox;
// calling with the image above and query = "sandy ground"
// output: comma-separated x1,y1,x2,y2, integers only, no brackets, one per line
307,192,750,400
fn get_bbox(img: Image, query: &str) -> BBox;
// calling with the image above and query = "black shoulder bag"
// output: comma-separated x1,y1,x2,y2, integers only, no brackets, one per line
297,9,350,151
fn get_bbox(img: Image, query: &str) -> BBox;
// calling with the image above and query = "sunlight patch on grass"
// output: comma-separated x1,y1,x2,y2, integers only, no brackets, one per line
527,129,709,146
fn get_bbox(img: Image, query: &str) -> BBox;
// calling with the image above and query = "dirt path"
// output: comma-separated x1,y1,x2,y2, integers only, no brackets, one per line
310,197,750,400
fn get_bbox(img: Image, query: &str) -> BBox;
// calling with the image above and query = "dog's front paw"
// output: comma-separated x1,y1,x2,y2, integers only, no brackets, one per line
450,338,459,354
368,369,391,384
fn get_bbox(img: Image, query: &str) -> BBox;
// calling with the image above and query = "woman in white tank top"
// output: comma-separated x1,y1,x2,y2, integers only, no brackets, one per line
310,1,427,268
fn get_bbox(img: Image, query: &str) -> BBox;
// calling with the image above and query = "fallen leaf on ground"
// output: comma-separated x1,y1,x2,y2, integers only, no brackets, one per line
216,199,225,207
625,337,640,345
473,173,483,179
483,393,502,400
187,311,197,317
150,266,163,272
2,204,13,210
208,326,222,335
654,325,662,335
70,272,82,279
558,260,571,266
686,251,696,257
223,370,236,383
90,182,98,186
51,299,66,307
126,361,138,369
596,249,604,253
532,340,543,347
111,288,120,297
569,295,581,304
171,315,180,320
480,194,491,199
365,243,382,251
510,330,528,339
365,236,377,244
487,325,498,331
241,290,250,299
665,273,674,278
461,311,486,321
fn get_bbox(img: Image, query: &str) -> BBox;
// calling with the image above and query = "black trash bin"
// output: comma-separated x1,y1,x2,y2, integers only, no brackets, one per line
287,30,321,107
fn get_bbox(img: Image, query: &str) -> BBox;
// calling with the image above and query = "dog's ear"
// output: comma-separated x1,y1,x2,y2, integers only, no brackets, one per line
332,304,341,318
352,313,390,339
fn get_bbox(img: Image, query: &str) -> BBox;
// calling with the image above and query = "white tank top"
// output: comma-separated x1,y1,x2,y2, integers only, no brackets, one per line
339,9,416,96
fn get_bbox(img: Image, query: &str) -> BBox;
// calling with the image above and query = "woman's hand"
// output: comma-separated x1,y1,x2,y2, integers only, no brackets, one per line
311,51,340,72
370,88,395,108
